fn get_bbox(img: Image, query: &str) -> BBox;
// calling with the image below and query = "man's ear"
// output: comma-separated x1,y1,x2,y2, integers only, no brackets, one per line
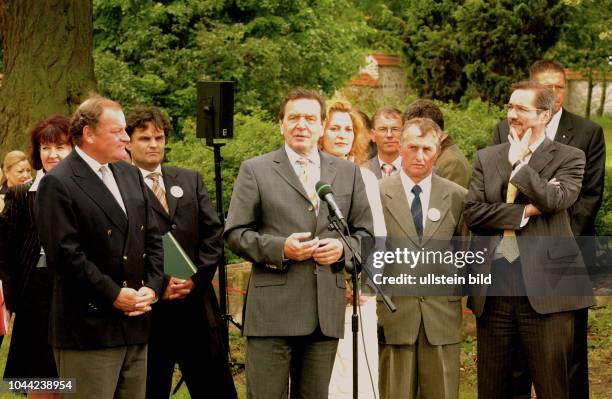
541,110,552,125
83,125,95,144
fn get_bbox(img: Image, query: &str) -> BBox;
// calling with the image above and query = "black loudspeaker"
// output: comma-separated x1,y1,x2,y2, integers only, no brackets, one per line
196,81,234,144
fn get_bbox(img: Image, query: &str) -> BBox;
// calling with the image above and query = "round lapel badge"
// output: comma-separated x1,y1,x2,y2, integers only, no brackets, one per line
427,208,441,222
170,185,184,198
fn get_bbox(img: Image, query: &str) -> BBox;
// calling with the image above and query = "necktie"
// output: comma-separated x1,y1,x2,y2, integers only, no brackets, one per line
296,158,318,213
411,185,423,240
381,163,395,177
147,172,169,213
99,166,126,214
501,148,532,262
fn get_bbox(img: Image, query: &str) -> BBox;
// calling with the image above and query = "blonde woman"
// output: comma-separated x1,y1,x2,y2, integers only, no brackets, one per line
321,101,385,399
1,151,32,211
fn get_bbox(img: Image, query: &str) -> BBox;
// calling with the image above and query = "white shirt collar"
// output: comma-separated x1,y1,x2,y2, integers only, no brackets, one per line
75,146,107,177
29,169,46,192
545,108,563,140
284,143,321,167
528,129,547,154
399,169,433,198
377,155,402,171
137,164,163,179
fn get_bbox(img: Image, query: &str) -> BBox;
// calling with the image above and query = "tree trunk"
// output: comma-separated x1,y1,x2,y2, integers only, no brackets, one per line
0,0,96,156
585,69,593,119
597,66,607,118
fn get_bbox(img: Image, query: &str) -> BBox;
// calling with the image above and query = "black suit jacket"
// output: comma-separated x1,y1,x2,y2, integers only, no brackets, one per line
0,182,42,312
147,165,224,330
35,151,164,349
492,109,605,235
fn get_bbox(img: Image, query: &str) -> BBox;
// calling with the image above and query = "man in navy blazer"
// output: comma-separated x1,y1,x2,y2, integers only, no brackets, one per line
36,96,164,399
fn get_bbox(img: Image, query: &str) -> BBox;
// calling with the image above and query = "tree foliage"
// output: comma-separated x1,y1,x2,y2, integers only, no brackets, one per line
363,0,568,105
93,0,372,137
547,0,611,72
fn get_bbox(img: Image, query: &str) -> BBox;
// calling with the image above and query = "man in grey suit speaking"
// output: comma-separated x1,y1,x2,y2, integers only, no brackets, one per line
224,89,374,399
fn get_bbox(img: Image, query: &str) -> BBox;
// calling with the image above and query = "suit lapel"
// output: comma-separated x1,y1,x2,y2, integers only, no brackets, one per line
110,163,133,233
527,138,555,175
384,175,419,246
315,152,338,233
553,109,574,145
421,175,450,246
161,166,179,220
70,153,127,232
272,148,312,204
369,157,382,179
495,143,512,183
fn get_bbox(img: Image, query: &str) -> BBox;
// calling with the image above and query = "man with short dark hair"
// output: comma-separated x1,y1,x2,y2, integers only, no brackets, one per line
36,96,164,399
364,106,403,179
465,81,594,399
224,89,374,398
403,99,472,188
377,117,467,399
491,60,604,399
125,106,237,399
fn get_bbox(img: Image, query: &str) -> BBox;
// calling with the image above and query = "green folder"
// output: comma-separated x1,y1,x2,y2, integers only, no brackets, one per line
162,232,198,279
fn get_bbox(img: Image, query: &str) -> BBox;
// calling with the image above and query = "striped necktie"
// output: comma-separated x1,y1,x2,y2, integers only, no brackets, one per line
296,158,318,213
147,172,169,213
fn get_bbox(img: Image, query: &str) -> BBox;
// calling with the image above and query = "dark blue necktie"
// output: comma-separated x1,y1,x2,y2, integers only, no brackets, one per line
411,185,423,240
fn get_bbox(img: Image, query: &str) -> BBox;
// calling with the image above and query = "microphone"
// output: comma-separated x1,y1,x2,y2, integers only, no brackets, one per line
315,181,346,226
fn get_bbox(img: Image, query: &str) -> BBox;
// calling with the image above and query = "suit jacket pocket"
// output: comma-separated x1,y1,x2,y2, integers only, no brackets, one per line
253,271,287,287
546,244,580,263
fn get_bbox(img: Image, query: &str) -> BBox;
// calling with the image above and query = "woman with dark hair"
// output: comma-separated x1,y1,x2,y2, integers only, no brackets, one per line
321,101,385,399
0,115,72,399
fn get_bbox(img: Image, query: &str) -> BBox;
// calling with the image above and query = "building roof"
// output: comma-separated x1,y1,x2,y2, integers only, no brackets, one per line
371,53,401,66
350,73,379,87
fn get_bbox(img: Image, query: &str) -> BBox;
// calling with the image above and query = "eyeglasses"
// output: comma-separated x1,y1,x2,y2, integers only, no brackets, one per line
374,126,402,134
504,104,545,114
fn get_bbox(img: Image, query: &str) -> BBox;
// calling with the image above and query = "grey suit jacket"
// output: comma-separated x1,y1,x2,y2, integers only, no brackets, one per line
464,138,595,316
224,147,374,338
377,173,468,346
364,156,383,179
492,110,605,236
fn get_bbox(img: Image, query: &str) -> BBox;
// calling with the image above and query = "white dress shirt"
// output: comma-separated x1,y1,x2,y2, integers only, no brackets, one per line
545,108,563,141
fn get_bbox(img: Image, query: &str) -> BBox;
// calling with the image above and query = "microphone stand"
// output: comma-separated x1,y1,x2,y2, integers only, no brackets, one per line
326,209,396,399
